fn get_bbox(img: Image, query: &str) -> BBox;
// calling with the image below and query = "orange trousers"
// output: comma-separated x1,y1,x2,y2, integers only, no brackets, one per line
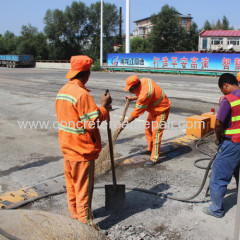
145,110,169,162
64,159,95,225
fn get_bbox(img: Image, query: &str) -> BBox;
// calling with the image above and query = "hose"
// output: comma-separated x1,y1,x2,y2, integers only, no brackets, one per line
129,152,216,202
95,130,217,202
130,130,216,202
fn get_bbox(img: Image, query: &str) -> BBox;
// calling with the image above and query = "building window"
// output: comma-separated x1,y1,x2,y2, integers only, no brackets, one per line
211,38,223,45
227,38,240,45
181,19,187,26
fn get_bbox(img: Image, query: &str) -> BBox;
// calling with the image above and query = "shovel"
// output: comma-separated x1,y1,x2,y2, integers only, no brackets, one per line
105,90,127,210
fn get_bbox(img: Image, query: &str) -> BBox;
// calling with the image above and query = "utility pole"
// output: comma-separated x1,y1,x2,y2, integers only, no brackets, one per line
100,0,103,66
119,7,122,44
125,0,130,53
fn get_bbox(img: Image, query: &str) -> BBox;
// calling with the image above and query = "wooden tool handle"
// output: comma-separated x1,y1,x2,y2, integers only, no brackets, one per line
119,99,130,124
105,89,117,186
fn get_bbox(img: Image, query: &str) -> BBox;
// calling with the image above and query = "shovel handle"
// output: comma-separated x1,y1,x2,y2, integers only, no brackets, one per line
106,90,117,186
119,99,130,124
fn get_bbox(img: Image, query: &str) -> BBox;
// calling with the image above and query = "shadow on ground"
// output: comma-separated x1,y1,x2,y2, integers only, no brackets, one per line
93,183,170,230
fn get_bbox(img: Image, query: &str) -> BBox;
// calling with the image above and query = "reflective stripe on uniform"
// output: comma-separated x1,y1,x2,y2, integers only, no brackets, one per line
153,91,165,106
136,104,148,109
56,94,77,105
153,113,165,162
232,116,240,122
224,129,240,135
80,110,99,122
59,124,85,134
147,78,152,98
230,100,240,107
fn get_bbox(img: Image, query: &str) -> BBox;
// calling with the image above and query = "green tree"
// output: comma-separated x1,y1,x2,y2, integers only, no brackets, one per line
2,31,16,54
64,1,89,55
148,4,186,52
86,1,119,60
214,19,222,30
203,20,212,30
16,24,49,59
0,34,5,54
44,9,67,42
222,16,230,30
130,36,149,53
187,22,199,51
44,9,69,59
43,1,119,60
203,16,233,30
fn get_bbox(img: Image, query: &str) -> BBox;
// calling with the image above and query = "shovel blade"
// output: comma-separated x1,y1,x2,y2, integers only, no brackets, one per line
105,184,125,210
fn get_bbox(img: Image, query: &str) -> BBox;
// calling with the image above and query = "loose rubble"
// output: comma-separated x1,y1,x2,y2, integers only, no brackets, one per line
106,224,181,240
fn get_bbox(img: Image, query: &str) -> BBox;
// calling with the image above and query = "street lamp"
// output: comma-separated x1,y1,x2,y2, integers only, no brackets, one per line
126,0,130,53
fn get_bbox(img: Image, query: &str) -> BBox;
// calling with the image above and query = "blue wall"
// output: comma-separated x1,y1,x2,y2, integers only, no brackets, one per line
107,53,240,71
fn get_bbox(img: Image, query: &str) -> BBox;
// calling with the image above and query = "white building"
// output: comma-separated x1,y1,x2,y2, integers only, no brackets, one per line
199,30,240,53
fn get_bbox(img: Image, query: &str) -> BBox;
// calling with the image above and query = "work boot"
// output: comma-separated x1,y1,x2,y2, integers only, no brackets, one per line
202,207,224,218
144,160,156,167
142,149,151,155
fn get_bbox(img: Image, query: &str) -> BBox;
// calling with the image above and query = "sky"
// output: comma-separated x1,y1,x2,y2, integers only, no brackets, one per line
0,0,239,36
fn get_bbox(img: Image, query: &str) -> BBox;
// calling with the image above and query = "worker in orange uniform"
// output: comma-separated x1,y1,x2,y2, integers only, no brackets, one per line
119,75,171,166
55,55,111,226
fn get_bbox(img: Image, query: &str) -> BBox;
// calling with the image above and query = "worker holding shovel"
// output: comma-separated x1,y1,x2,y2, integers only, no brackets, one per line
119,75,171,166
55,55,111,227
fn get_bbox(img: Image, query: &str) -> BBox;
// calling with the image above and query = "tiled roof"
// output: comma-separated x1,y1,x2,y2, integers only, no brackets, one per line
200,30,240,37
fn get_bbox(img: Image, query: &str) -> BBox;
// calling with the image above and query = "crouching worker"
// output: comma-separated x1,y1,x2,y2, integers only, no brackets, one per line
55,55,112,226
118,75,171,166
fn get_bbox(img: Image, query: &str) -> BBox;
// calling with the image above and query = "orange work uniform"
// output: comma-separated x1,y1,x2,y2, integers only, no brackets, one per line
55,79,108,225
131,78,171,162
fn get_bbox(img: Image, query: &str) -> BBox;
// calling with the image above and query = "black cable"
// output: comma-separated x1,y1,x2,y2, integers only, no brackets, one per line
0,227,21,240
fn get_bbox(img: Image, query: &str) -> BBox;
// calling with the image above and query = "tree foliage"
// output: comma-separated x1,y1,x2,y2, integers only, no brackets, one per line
0,2,203,59
222,16,230,30
203,16,233,30
203,20,212,30
86,2,119,60
42,1,119,60
16,24,49,60
0,31,16,54
147,4,199,52
130,37,149,53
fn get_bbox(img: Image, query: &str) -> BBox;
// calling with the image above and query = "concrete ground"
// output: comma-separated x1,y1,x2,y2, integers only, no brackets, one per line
0,68,238,239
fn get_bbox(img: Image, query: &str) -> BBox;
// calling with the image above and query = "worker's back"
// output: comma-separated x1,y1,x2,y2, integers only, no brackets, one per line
55,79,102,161
132,78,170,118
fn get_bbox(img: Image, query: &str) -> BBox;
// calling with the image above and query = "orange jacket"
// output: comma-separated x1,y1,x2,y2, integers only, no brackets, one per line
131,78,171,119
55,79,108,161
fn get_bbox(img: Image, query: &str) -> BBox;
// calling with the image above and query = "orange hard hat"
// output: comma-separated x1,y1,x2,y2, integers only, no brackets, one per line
237,72,240,82
124,75,140,91
66,55,93,79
